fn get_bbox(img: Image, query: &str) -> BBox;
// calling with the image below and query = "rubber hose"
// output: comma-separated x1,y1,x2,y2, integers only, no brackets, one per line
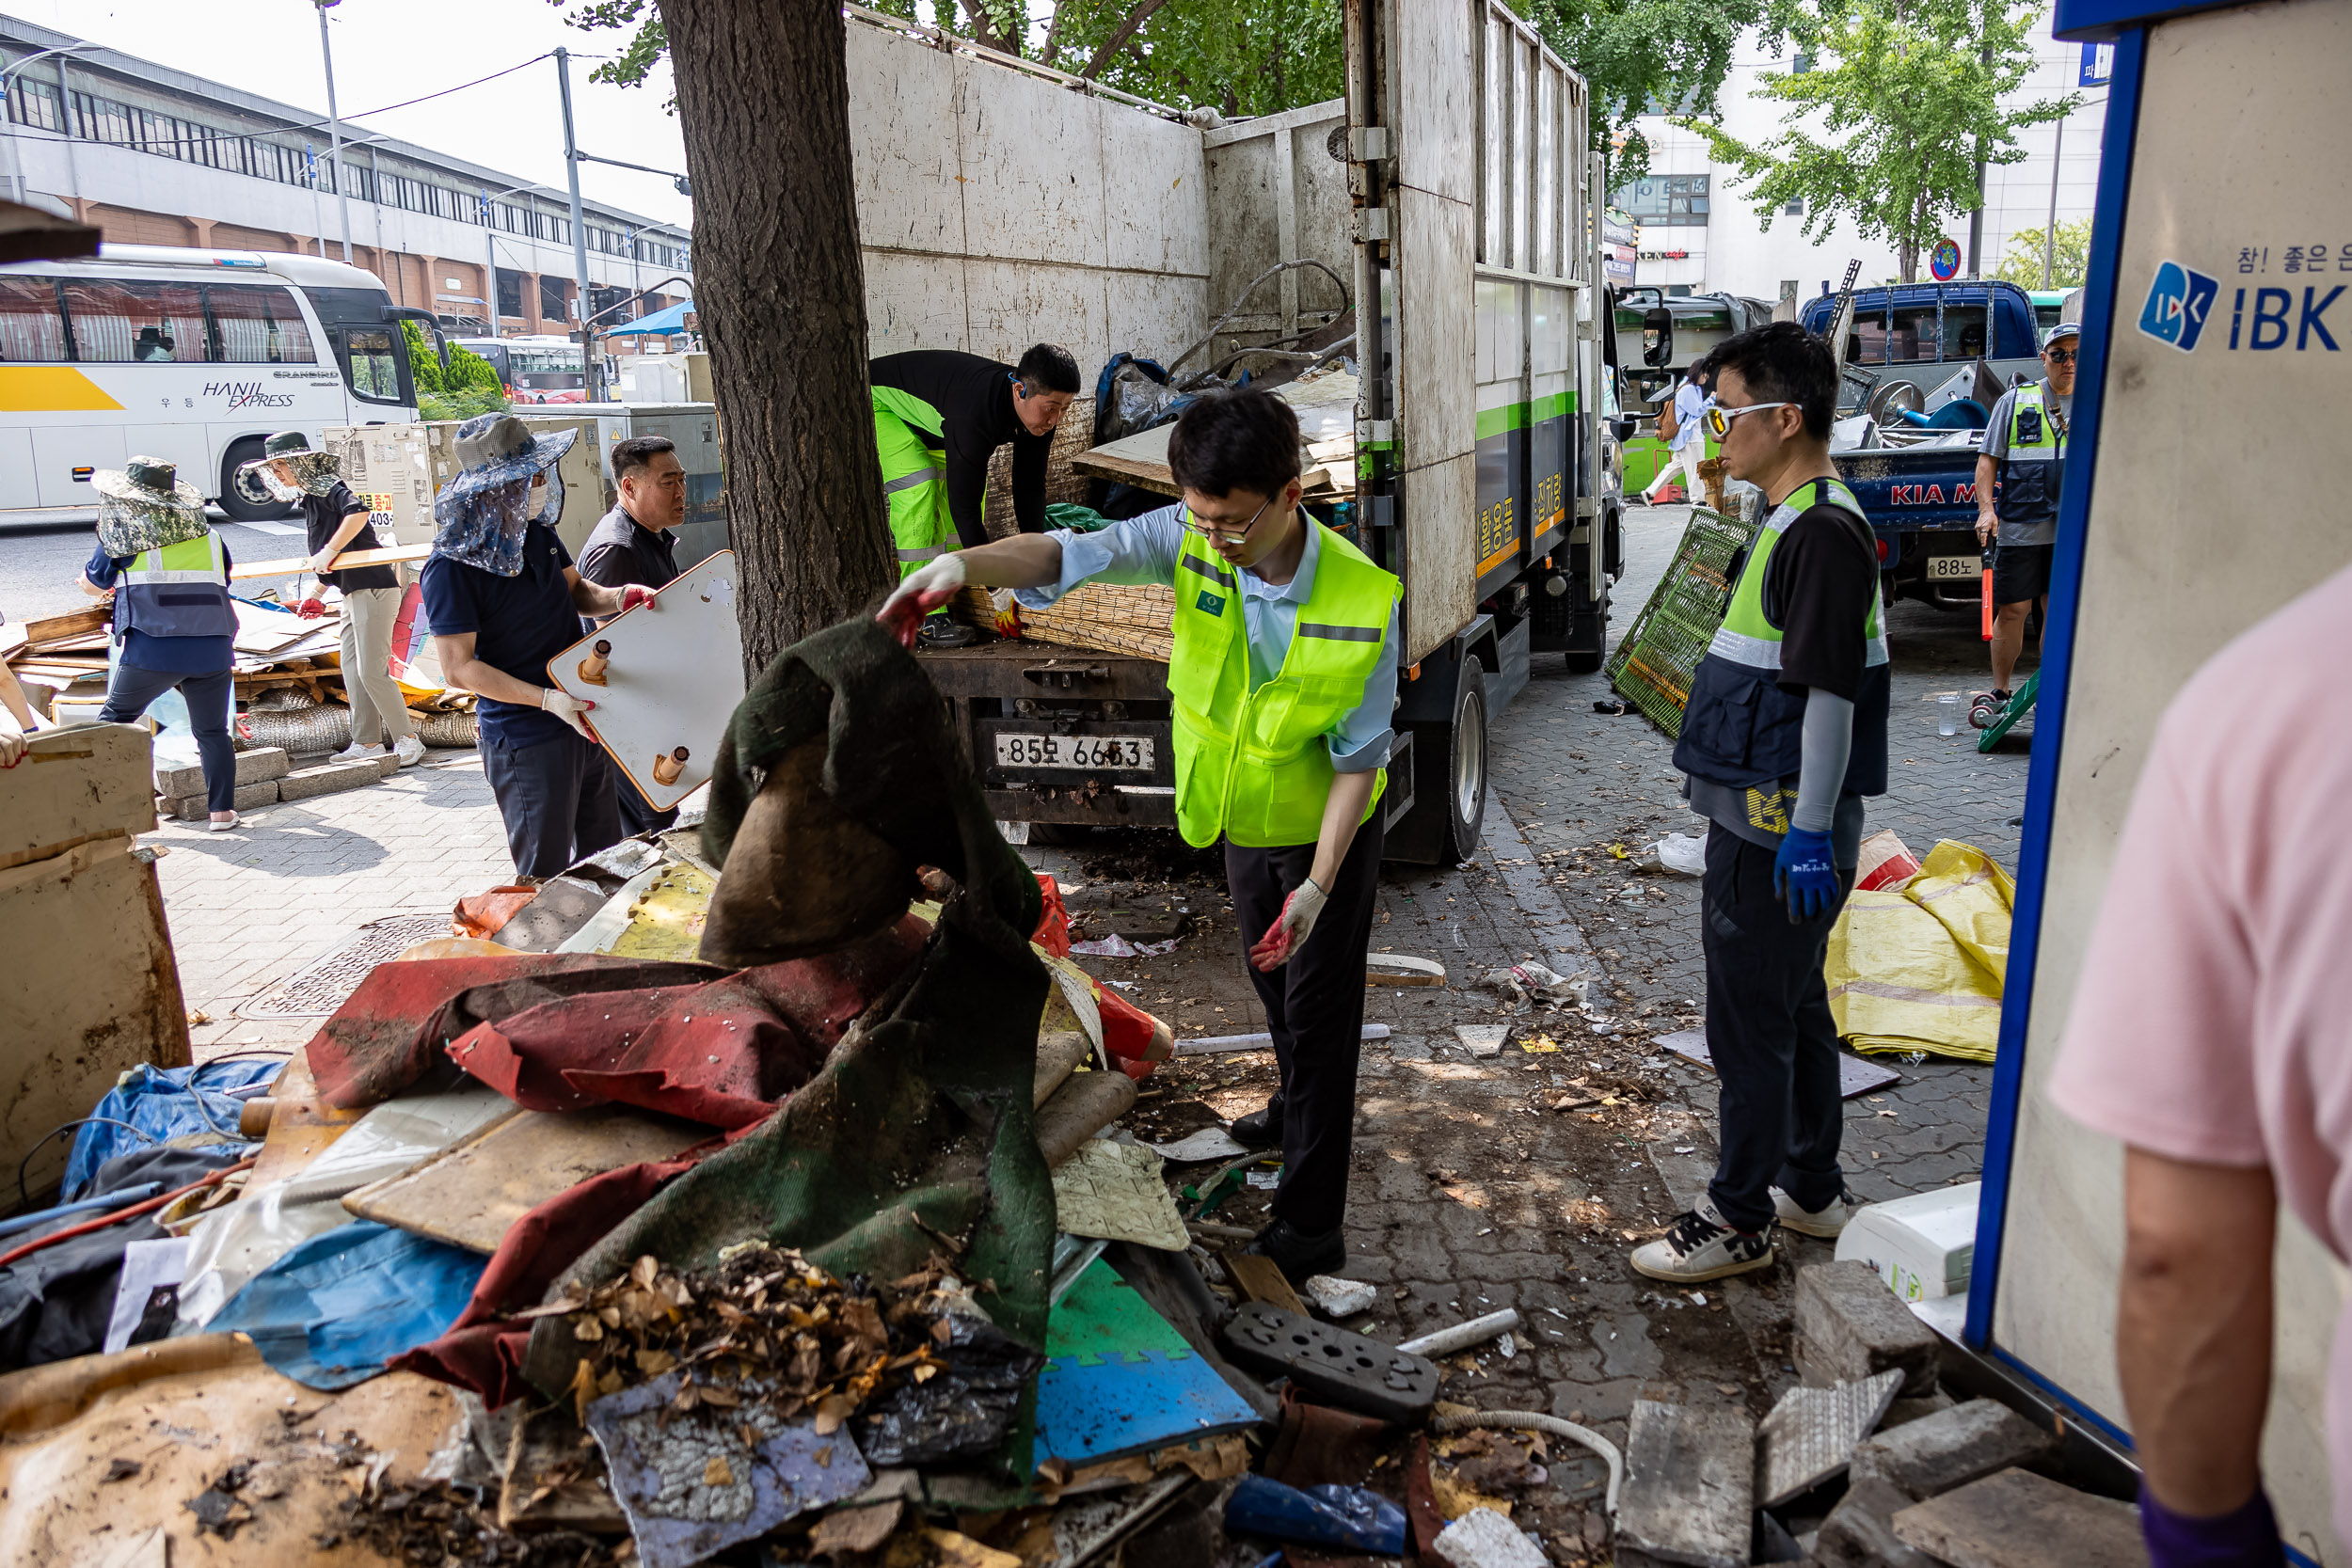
1428,1409,1624,1519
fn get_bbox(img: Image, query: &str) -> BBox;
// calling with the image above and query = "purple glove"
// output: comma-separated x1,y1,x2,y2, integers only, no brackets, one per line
2140,1483,2284,1568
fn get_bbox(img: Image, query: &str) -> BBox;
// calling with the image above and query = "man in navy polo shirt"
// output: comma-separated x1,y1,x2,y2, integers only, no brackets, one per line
421,416,654,879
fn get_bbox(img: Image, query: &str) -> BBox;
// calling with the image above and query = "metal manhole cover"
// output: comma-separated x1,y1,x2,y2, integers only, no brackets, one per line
235,914,454,1019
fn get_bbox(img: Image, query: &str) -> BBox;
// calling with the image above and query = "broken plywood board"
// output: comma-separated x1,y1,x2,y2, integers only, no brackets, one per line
1892,1467,2145,1568
342,1105,707,1255
545,551,746,810
1222,1252,1309,1319
1070,368,1359,496
1756,1369,1904,1506
1616,1399,1756,1568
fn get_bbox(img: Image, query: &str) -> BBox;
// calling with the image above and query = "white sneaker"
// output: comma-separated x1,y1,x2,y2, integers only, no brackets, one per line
1772,1186,1856,1239
392,736,427,768
1629,1199,1776,1283
334,740,388,763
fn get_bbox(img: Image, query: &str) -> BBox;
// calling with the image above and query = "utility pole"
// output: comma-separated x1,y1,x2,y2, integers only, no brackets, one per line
315,0,353,263
52,54,77,214
2042,113,2065,289
554,48,599,403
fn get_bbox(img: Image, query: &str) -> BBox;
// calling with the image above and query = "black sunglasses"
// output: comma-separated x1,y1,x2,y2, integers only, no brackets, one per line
2044,347,2077,363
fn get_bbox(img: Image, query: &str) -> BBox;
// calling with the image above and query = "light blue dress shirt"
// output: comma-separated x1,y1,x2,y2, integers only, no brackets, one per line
1669,378,1708,452
1012,502,1399,771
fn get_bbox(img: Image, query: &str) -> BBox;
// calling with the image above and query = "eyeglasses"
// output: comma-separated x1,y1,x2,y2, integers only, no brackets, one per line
1702,400,1796,440
1182,496,1273,545
2044,348,2077,363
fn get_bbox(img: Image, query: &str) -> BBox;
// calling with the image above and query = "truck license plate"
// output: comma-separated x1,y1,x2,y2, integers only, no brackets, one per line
994,733,1154,770
1925,554,1980,581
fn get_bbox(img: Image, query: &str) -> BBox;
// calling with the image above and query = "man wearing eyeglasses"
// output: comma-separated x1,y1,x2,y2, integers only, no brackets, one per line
1971,322,2078,727
878,388,1401,1286
1634,322,1890,1285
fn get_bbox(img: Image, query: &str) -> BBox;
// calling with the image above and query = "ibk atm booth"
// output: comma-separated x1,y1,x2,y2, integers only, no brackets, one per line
1972,0,2348,1560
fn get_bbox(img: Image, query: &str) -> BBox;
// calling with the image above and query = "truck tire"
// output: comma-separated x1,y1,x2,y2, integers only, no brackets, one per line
1391,655,1488,864
218,436,294,524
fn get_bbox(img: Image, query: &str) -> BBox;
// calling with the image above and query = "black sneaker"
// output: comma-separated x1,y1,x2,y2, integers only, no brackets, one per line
1629,1200,1775,1283
1228,1096,1284,1149
1245,1217,1345,1287
917,616,979,650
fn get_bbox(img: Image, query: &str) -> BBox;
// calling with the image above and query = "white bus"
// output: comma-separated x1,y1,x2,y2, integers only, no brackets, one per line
0,245,433,521
452,334,588,404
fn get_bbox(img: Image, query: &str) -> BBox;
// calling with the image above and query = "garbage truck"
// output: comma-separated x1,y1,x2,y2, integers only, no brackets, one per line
869,1,1623,863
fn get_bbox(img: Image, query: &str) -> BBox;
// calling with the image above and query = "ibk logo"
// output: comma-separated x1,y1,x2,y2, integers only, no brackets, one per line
203,380,297,411
2138,261,2218,351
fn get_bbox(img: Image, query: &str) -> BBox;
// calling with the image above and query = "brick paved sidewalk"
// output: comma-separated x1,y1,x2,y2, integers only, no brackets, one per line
150,751,515,1062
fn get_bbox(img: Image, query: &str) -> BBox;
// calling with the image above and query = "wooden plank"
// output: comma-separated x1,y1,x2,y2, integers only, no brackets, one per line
229,542,432,581
17,607,111,646
341,1104,707,1254
245,1048,367,1192
1222,1251,1309,1318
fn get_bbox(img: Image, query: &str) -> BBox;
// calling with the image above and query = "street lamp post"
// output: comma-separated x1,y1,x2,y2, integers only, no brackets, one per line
478,182,535,338
314,0,353,263
552,49,600,404
0,43,100,214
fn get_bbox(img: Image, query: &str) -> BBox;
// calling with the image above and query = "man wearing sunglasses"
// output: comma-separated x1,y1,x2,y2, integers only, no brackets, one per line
1635,322,1890,1285
878,388,1401,1286
1971,321,2078,726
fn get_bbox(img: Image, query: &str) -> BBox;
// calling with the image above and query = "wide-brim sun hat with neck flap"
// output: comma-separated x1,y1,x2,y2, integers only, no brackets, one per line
93,456,209,558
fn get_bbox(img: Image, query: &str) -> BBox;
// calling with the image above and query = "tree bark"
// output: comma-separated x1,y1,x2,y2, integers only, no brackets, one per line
1079,0,1170,81
657,0,895,676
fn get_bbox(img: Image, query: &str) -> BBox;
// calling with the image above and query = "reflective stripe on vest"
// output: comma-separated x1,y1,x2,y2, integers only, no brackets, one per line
897,545,944,562
2005,382,2061,462
1705,476,1888,672
119,531,233,642
1165,519,1399,849
122,531,229,586
882,467,943,496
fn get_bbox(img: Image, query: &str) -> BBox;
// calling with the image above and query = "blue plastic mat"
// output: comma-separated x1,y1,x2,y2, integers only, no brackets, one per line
1033,1258,1259,1466
206,1220,485,1390
61,1060,282,1201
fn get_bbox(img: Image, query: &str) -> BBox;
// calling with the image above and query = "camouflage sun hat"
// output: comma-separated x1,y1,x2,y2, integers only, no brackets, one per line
233,431,342,506
93,456,208,557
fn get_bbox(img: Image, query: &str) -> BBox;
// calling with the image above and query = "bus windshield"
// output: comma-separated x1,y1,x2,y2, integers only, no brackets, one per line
510,345,584,388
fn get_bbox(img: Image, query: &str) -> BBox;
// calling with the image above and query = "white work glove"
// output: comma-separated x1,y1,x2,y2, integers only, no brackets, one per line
876,554,969,647
541,688,599,741
0,713,26,769
309,549,339,577
1248,877,1329,972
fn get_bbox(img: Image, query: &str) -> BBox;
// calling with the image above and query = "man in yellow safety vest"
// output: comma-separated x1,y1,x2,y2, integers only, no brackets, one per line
879,388,1400,1285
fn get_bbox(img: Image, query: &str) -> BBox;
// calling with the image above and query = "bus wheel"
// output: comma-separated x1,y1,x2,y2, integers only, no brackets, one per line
218,436,295,524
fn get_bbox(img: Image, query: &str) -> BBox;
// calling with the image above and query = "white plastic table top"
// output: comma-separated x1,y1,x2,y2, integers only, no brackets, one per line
545,550,746,810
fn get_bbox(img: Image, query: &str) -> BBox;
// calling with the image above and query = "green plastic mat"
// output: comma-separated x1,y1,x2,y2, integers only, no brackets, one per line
1603,506,1764,738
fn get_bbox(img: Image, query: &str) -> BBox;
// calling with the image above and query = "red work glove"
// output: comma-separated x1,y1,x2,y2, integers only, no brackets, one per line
294,597,327,619
1248,877,1329,972
876,557,969,648
619,584,658,612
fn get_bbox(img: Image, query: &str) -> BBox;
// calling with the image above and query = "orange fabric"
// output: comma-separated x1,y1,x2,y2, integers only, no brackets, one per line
451,884,538,941
1031,873,1072,958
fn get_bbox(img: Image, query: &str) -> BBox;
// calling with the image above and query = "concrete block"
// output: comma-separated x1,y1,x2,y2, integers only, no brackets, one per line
231,781,279,812
1616,1400,1754,1568
1756,1368,1903,1506
1893,1467,2145,1568
1816,1475,1942,1568
154,760,205,800
278,759,381,802
1432,1507,1549,1568
1849,1398,2057,1501
373,753,403,779
1793,1259,1942,1397
1882,1389,1957,1431
168,795,208,822
234,747,291,785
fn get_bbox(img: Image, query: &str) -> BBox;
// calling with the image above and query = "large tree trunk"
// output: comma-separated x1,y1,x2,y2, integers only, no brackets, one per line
658,0,895,676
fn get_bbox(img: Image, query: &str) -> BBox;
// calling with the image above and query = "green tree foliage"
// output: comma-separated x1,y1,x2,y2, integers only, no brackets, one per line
405,323,509,421
1994,215,2091,290
555,0,1743,183
1676,0,2075,281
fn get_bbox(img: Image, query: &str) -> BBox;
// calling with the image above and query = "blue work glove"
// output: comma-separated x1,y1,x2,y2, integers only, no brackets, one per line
1772,827,1839,923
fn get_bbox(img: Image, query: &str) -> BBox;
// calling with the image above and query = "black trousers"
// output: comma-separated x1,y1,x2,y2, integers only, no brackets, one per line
615,768,679,837
101,663,235,812
1224,808,1384,1236
480,729,623,880
1700,826,1851,1233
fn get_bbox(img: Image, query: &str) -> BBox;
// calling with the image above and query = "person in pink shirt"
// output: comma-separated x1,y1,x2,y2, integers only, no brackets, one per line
2048,562,2352,1567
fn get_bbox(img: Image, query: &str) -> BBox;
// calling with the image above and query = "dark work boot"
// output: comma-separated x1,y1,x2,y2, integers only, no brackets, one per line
1245,1217,1346,1287
1227,1095,1285,1149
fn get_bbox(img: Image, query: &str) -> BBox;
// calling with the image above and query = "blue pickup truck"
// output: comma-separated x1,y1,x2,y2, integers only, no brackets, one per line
1796,282,2048,609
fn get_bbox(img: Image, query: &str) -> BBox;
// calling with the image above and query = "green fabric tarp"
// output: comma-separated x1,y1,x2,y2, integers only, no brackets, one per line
521,617,1052,1489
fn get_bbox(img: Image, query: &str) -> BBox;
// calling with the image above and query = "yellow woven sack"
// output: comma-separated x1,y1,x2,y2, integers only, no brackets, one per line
1824,840,2012,1062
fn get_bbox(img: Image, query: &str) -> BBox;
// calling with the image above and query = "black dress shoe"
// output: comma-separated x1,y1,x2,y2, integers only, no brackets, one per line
1228,1096,1285,1149
1245,1217,1346,1287
916,616,979,649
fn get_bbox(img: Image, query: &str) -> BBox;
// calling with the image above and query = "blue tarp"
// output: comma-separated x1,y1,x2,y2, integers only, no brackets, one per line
62,1060,282,1201
608,300,693,336
206,1221,486,1390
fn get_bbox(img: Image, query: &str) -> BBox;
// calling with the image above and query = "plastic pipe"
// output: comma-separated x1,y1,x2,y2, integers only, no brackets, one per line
1428,1408,1625,1519
1396,1307,1520,1357
0,1181,163,1240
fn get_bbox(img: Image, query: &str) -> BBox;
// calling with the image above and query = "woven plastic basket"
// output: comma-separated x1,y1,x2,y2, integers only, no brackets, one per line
1604,506,1764,738
1017,580,1174,661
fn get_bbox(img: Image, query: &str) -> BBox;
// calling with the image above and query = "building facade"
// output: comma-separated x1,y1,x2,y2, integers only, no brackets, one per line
0,14,691,340
1615,17,2107,300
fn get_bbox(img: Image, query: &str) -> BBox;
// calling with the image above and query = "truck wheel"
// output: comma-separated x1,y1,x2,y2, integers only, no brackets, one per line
218,436,294,524
1391,656,1488,863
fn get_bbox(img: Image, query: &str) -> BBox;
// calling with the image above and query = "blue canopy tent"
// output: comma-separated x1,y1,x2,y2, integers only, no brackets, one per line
607,300,694,336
